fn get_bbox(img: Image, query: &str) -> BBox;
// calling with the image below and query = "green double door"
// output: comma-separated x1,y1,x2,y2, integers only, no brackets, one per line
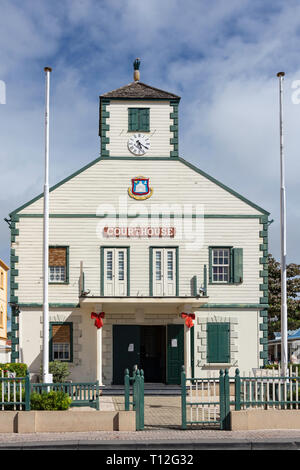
113,325,184,385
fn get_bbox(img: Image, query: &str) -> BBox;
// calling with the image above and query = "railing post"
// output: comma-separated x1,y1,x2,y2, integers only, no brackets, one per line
219,369,225,430
224,369,230,430
181,366,187,430
135,370,141,430
96,380,100,410
132,366,137,411
140,370,144,430
235,369,241,411
124,369,130,411
25,370,31,411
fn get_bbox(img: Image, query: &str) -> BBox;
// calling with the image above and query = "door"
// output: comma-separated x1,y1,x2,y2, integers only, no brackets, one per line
103,248,127,296
140,326,166,383
167,324,184,384
152,248,177,296
113,325,140,384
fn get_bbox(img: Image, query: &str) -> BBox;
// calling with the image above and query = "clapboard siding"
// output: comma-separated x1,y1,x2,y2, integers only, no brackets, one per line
107,100,173,157
14,217,261,304
17,159,264,215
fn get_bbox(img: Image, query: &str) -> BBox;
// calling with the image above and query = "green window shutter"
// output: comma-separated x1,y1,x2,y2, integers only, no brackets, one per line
207,323,230,363
208,247,212,283
233,248,243,283
66,246,69,284
139,108,150,131
128,108,139,131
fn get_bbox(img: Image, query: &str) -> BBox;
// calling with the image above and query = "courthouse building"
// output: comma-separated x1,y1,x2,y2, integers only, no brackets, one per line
8,61,269,384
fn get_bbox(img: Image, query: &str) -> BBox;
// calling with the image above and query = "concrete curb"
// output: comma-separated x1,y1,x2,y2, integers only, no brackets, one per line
0,438,299,450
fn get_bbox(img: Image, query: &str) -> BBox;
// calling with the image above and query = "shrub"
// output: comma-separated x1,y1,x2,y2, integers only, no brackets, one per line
0,363,28,377
30,391,72,410
39,361,70,383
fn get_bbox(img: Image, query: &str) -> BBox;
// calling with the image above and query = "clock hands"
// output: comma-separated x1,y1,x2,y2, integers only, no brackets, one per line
136,139,149,150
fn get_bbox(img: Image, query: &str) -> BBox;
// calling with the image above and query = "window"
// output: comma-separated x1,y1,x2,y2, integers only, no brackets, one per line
209,247,243,284
0,305,3,328
150,247,178,296
128,108,150,132
0,271,3,289
207,322,230,363
49,247,69,284
212,248,230,283
50,323,73,362
101,247,129,296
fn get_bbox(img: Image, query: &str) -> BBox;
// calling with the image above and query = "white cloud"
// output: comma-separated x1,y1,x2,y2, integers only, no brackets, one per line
0,0,300,266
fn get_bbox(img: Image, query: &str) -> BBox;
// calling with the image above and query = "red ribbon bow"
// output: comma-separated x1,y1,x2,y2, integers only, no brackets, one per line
91,312,105,329
181,312,195,328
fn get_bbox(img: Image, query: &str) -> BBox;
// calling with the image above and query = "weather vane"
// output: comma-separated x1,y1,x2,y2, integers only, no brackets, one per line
133,58,141,81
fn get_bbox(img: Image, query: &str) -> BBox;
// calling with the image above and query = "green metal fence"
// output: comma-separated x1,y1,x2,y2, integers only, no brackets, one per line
32,381,100,409
235,369,300,411
181,366,224,429
181,367,300,430
124,367,144,431
0,370,30,411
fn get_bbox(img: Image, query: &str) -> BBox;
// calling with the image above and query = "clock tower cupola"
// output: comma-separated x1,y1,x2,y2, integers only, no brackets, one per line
99,59,180,158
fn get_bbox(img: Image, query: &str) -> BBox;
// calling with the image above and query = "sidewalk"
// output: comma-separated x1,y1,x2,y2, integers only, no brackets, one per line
0,429,300,450
0,395,300,449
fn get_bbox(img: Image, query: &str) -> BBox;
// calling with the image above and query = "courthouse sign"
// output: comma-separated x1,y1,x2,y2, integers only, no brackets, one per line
103,226,176,238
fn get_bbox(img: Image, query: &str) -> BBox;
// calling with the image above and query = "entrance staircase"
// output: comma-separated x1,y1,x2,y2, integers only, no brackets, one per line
101,383,181,396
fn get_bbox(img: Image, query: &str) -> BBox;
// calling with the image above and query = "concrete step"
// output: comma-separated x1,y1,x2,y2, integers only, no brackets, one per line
101,384,181,396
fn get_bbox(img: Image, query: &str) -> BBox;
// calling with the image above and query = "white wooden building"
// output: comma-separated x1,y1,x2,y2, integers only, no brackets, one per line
8,62,269,384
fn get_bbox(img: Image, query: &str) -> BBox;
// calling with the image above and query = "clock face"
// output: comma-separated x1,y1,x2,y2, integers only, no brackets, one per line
128,134,150,155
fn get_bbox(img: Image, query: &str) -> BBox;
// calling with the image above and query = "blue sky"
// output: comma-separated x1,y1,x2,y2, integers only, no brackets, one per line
1,0,300,296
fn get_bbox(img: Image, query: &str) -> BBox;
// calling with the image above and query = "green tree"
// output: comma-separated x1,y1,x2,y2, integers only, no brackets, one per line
268,254,300,339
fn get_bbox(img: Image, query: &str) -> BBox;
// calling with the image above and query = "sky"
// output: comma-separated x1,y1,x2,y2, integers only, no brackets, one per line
0,0,300,302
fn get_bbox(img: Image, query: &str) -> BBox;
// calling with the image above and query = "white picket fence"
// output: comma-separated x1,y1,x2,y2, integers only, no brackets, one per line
0,370,25,411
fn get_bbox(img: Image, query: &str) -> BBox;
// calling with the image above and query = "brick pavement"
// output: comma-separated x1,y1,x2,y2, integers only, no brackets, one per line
0,395,299,445
0,429,300,444
113,395,190,429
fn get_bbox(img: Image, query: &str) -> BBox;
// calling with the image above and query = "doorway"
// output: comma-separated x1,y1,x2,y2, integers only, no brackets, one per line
113,325,184,385
140,326,166,382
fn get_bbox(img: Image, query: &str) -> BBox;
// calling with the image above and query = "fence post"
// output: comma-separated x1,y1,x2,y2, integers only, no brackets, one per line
140,369,144,430
124,369,130,411
219,369,225,430
135,370,141,430
132,367,137,411
224,369,230,430
235,369,241,411
25,370,31,411
96,380,100,411
181,366,187,430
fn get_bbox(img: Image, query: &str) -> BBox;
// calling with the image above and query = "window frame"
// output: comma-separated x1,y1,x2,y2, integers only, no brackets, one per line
209,246,233,285
48,246,69,285
49,322,73,363
100,246,130,296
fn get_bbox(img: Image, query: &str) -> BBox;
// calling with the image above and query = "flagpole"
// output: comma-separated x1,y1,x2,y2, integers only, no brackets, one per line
277,71,288,377
43,66,52,383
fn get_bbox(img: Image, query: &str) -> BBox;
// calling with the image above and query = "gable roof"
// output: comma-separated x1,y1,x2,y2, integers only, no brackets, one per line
100,81,181,100
9,156,269,217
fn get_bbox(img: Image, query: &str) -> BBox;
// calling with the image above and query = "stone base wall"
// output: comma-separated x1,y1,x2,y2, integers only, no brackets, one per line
231,409,300,430
0,410,135,433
